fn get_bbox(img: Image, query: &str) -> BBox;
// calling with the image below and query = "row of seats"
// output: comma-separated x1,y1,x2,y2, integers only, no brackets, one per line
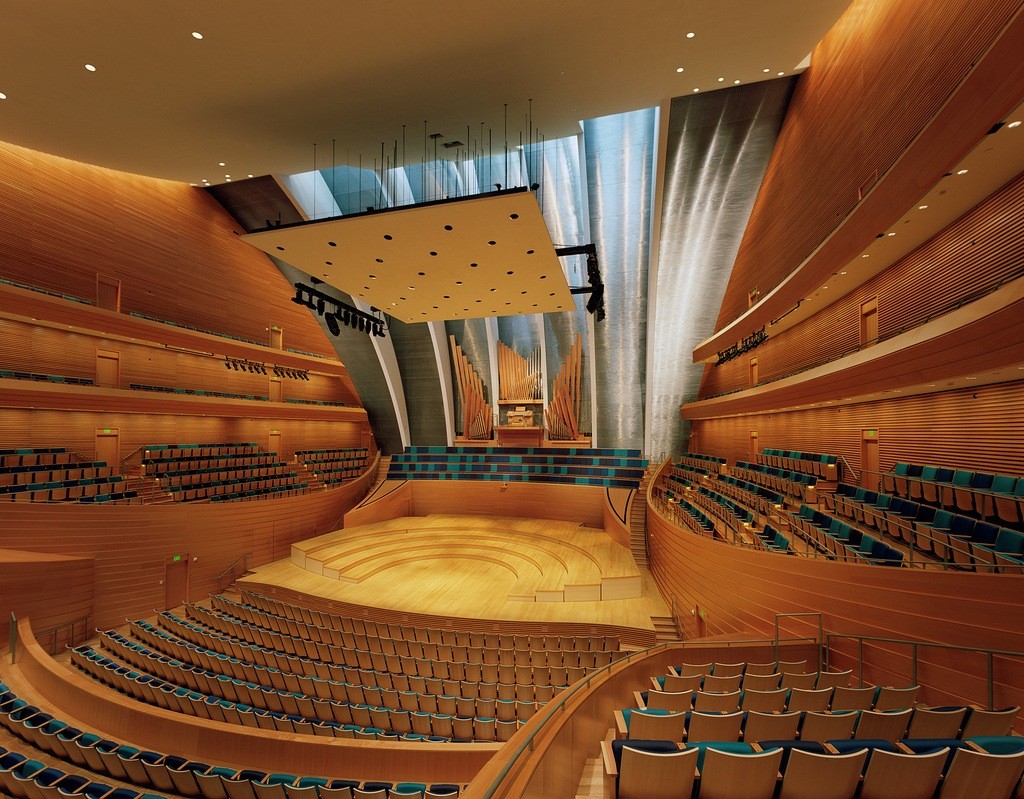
170,476,309,503
386,465,642,489
297,449,370,485
0,679,463,799
157,463,292,487
732,460,817,503
678,453,726,467
0,461,111,487
391,453,642,467
1,276,92,305
827,484,1024,571
883,462,1024,525
131,383,271,402
1,476,137,504
283,398,351,407
644,682,916,713
659,490,716,536
0,448,71,469
792,506,904,566
73,645,520,743
190,603,608,683
759,448,840,478
0,369,94,386
603,736,1024,799
132,620,555,713
234,591,621,652
143,453,280,477
718,474,784,508
403,445,641,457
142,443,262,461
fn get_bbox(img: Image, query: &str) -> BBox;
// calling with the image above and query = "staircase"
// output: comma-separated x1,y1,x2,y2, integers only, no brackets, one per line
628,463,658,567
292,460,327,491
650,615,679,643
370,454,392,492
121,472,172,503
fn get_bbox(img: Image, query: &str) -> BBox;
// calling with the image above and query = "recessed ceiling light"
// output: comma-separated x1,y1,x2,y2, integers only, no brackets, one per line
957,169,968,175
822,286,829,290
676,67,685,73
717,77,724,82
0,92,6,100
778,71,785,76
1007,120,1021,128
85,64,97,72
965,376,977,380
218,162,226,167
887,232,895,236
862,254,869,258
918,204,928,209
191,31,204,40
224,174,230,178
247,174,254,178
693,88,699,93
840,271,847,275
733,80,741,84
686,32,695,38
762,68,770,73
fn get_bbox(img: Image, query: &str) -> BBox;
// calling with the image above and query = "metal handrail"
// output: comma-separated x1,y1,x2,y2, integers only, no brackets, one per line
31,614,91,656
216,552,251,585
839,455,858,484
826,632,1024,709
8,612,15,664
774,612,824,670
120,444,147,472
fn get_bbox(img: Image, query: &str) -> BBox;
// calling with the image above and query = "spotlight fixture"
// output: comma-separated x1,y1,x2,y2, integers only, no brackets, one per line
292,280,388,340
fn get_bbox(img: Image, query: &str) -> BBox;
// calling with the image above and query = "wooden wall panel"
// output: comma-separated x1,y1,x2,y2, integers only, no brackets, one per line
712,0,1024,335
0,407,366,462
0,139,339,361
406,481,607,528
701,170,1024,397
646,499,1024,715
691,380,1024,477
0,549,94,647
0,317,356,404
0,468,376,631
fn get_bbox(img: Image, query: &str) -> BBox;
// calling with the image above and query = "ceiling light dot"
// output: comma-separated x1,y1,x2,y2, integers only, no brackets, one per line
276,246,285,251
408,285,415,290
778,71,784,76
455,280,463,285
322,273,329,277
399,297,406,301
762,68,770,73
549,293,555,297
363,286,369,290
85,64,97,72
191,31,204,40
384,234,393,240
328,241,337,247
540,275,547,279
862,254,869,258
918,205,928,210
887,232,896,236
506,271,514,275
490,288,497,292
505,302,511,306
444,225,453,231
840,271,847,275
957,169,969,175
475,299,482,303
247,174,254,178
325,261,332,266
443,295,451,299
417,271,426,276
470,263,478,268
526,249,535,255
429,251,438,256
693,88,699,93
686,32,695,38
463,308,469,311
218,162,226,167
369,274,377,279
532,304,538,307
675,67,685,73
509,213,519,219
375,258,383,263
488,240,496,246
224,174,230,178
734,79,741,85
717,77,724,82
521,291,528,295
0,93,7,100
433,306,439,310
1008,120,1021,128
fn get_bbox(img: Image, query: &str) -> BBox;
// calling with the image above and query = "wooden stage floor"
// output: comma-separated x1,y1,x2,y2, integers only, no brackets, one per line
240,514,670,632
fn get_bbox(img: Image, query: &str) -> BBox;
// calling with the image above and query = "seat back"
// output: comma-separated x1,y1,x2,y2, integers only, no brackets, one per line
628,710,686,741
905,707,967,740
937,748,1024,799
800,711,858,742
686,711,743,744
855,709,912,740
617,745,698,799
698,746,783,799
742,711,800,743
777,747,867,799
859,748,946,799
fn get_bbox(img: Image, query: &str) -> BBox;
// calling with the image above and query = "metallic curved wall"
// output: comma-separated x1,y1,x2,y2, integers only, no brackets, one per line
648,78,796,458
584,109,657,451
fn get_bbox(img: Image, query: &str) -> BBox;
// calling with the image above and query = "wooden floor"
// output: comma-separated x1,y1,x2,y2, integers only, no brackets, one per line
242,514,670,632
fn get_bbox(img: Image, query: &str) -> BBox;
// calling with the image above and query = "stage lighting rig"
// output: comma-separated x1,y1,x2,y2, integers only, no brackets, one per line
557,244,606,322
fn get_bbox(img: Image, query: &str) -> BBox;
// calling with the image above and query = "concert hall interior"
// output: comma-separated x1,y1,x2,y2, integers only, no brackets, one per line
2,1,1024,798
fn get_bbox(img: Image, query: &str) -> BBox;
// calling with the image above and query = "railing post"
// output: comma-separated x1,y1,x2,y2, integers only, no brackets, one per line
987,653,994,709
858,639,864,687
817,615,824,672
9,612,16,664
911,643,918,686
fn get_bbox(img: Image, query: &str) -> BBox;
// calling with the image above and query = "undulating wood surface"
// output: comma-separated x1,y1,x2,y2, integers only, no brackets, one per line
701,170,1024,397
705,0,1024,353
292,515,640,604
0,139,341,360
0,316,354,404
461,640,819,799
0,549,94,647
0,466,376,632
10,619,497,783
691,380,1024,478
646,492,1024,719
0,405,366,465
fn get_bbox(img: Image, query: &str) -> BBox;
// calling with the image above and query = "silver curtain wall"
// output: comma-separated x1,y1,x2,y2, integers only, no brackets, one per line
584,109,657,451
648,78,796,458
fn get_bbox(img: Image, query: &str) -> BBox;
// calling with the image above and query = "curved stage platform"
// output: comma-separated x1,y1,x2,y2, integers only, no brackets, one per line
240,514,669,639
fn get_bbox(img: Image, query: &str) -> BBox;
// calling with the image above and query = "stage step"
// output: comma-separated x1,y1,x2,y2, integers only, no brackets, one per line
650,615,679,642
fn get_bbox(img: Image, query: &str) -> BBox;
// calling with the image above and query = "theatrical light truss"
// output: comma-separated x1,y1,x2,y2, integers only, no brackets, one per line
292,279,388,339
716,326,768,365
557,244,606,322
224,357,308,380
